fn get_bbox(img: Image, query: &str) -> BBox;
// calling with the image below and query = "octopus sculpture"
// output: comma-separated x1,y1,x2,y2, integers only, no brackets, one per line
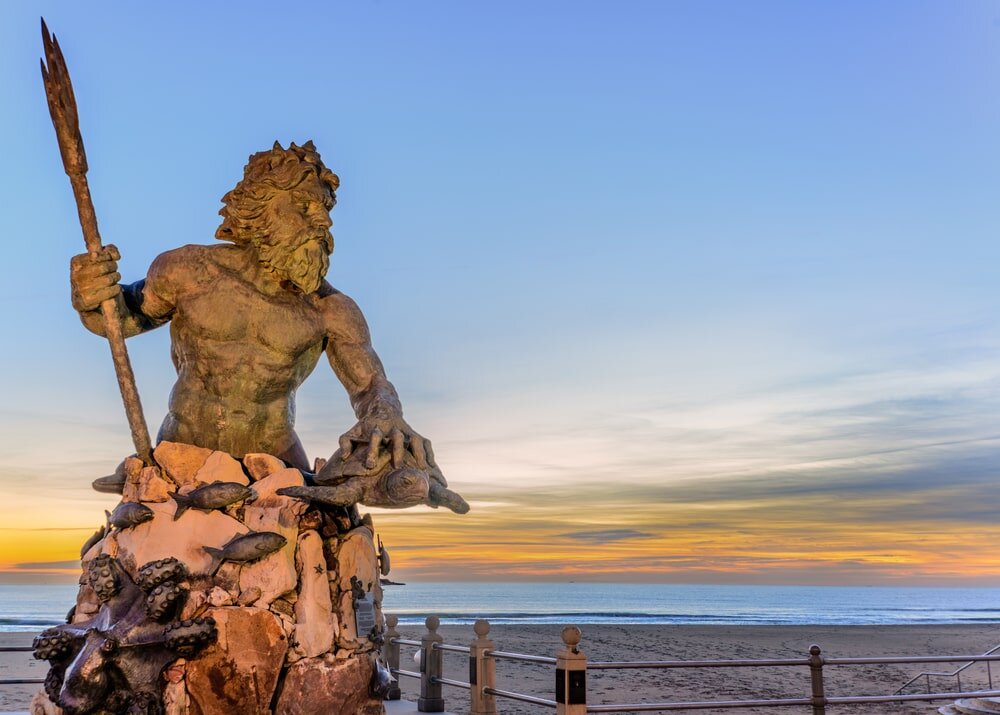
33,555,216,715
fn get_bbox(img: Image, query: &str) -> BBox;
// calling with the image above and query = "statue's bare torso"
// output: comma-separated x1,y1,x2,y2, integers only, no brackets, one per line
81,242,392,471
71,141,443,482
152,244,329,466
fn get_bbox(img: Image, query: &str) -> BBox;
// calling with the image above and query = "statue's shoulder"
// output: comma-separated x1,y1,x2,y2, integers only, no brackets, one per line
315,281,369,337
149,244,237,282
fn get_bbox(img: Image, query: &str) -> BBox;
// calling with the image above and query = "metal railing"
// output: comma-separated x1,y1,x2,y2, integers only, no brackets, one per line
894,642,1000,695
7,623,1000,713
381,615,1000,714
0,646,43,687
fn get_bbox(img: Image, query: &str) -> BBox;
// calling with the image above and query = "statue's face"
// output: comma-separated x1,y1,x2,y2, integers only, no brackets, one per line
257,176,335,294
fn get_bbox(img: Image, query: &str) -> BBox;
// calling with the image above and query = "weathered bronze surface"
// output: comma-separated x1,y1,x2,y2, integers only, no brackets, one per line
170,481,255,520
34,556,216,714
70,138,453,493
202,531,288,575
45,17,467,714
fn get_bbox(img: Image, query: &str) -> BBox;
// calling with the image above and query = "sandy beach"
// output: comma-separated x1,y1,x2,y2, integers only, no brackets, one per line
4,624,999,713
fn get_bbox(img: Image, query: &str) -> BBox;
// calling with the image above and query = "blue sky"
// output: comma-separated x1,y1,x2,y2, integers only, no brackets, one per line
1,1,999,584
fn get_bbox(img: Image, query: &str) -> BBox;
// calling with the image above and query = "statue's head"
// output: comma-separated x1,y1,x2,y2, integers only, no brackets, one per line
216,141,340,294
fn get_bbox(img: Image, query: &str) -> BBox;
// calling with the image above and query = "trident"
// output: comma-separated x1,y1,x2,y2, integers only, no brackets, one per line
40,19,154,465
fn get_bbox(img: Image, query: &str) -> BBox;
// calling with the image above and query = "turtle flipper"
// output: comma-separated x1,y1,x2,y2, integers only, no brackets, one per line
428,483,470,514
277,481,364,507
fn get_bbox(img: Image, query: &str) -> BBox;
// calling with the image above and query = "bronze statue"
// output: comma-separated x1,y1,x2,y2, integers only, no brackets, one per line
70,140,451,492
42,18,466,715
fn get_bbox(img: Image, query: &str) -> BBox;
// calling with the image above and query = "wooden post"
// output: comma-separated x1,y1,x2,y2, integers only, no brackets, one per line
382,613,402,701
556,626,587,715
469,619,497,715
419,615,444,712
809,644,827,715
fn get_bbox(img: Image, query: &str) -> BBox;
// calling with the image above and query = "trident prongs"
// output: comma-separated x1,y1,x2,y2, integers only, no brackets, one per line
41,17,88,176
38,18,154,464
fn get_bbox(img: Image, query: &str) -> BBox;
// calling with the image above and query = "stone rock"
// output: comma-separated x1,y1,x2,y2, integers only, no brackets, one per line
270,598,294,618
243,452,285,482
123,465,171,503
81,537,104,567
154,441,214,486
207,586,233,607
71,584,100,623
163,680,189,715
29,690,63,715
214,562,242,596
337,590,360,649
239,469,307,606
299,509,321,532
193,451,249,488
292,531,336,658
238,586,262,606
186,607,287,715
106,500,248,577
336,526,379,595
180,589,208,620
164,658,187,683
274,655,382,715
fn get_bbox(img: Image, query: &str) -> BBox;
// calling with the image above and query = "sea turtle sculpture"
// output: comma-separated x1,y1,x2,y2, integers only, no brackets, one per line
278,438,469,514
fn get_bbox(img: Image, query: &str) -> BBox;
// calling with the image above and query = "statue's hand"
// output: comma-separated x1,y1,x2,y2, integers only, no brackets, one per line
338,414,447,487
70,245,121,312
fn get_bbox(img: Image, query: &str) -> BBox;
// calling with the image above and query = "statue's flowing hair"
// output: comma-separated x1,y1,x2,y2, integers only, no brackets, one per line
215,140,340,246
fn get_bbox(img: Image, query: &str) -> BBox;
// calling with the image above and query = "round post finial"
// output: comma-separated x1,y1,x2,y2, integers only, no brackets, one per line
425,615,440,633
473,619,490,637
810,644,822,656
561,625,582,648
386,614,398,628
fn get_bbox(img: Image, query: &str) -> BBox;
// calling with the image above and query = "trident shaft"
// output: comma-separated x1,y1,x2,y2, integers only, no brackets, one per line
40,19,154,465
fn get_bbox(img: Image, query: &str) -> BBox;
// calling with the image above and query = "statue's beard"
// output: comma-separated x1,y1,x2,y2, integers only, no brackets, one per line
257,234,330,294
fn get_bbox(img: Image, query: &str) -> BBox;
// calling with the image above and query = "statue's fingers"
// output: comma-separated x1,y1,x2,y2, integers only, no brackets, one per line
104,244,121,261
410,436,428,469
74,259,118,281
365,428,384,470
339,434,354,460
389,428,405,467
91,285,121,304
423,441,447,486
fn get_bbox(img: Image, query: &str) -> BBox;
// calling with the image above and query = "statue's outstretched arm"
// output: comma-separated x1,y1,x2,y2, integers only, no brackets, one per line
322,290,447,487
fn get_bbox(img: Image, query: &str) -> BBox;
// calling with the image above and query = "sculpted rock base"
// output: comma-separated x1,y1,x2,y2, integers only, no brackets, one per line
36,443,387,715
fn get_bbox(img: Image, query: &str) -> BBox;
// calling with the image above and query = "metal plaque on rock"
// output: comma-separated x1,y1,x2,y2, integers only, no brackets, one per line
355,591,376,638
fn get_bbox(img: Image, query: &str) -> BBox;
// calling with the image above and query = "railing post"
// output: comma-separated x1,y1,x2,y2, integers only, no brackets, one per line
469,619,497,715
419,615,445,712
809,644,827,715
556,625,587,715
382,613,402,701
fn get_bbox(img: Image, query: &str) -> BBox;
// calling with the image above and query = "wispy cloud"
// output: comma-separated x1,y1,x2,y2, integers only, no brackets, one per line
559,529,654,543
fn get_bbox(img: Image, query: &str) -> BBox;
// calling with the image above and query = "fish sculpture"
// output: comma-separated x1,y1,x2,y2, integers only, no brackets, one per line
378,537,391,577
91,459,128,494
170,481,255,520
203,531,287,575
105,502,154,530
79,525,106,558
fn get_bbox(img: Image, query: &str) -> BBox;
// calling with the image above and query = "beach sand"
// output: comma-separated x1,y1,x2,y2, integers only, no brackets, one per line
4,624,1000,713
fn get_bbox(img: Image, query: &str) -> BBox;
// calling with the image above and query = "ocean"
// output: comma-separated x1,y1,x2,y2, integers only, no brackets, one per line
2,583,999,632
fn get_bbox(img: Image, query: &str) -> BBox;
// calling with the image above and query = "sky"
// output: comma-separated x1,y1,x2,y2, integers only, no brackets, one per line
1,1,999,586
